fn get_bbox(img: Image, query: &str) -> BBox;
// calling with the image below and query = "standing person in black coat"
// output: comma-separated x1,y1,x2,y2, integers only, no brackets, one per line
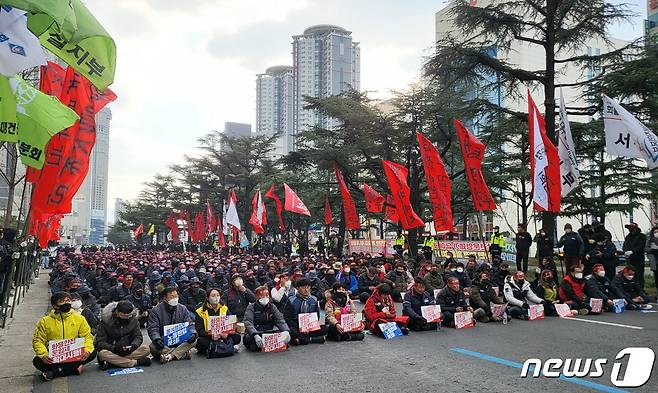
95,301,152,369
515,224,532,274
558,223,584,272
622,223,647,288
534,229,554,266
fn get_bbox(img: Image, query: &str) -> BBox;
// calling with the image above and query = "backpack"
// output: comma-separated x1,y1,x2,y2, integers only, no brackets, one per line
207,338,235,359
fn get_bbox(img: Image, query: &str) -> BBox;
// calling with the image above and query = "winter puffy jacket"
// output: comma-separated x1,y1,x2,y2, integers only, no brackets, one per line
94,302,143,352
32,309,95,358
336,271,358,293
385,270,414,291
243,301,289,336
181,288,207,312
284,294,322,334
324,296,357,327
503,276,542,307
224,287,256,321
402,290,434,321
558,232,584,257
470,278,504,312
147,302,197,341
364,289,398,330
423,271,444,292
585,275,623,303
435,286,469,313
194,303,229,338
612,274,645,303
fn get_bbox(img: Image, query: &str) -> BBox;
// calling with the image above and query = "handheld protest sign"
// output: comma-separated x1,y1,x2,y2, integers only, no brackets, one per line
209,315,238,340
528,304,545,321
490,303,506,319
261,332,287,353
163,322,191,346
421,305,442,323
48,338,85,363
589,298,603,314
555,303,573,318
378,322,403,339
455,311,474,329
298,312,321,333
612,299,625,314
340,313,363,333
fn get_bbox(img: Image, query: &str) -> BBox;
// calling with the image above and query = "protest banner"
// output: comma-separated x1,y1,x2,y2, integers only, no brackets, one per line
163,322,192,346
555,303,573,318
455,311,474,329
421,305,442,323
107,367,144,376
378,322,403,339
433,240,487,260
590,298,603,314
261,332,287,353
348,239,393,256
490,303,506,319
209,315,238,339
340,313,363,333
612,299,625,314
48,338,85,363
528,304,545,321
298,312,321,333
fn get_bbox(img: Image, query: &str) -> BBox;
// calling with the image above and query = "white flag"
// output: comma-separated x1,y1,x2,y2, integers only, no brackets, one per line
530,97,549,210
603,94,658,169
222,201,228,235
256,191,264,226
557,89,579,196
226,198,241,231
0,7,46,76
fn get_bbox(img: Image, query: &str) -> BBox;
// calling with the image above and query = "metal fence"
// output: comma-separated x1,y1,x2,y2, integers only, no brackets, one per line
0,249,40,328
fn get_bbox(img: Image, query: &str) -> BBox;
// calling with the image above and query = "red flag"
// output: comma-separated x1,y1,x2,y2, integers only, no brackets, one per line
529,92,561,212
249,191,267,234
283,183,311,216
416,132,453,232
218,220,226,247
193,212,206,243
165,212,179,242
30,68,117,216
454,120,496,211
265,184,285,232
206,201,216,233
133,224,144,239
363,183,385,213
385,194,399,224
324,195,332,226
38,215,62,249
180,210,191,241
333,163,360,230
382,160,424,230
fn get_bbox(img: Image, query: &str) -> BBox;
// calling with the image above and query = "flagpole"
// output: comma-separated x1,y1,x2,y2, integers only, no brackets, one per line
366,213,374,254
475,213,490,263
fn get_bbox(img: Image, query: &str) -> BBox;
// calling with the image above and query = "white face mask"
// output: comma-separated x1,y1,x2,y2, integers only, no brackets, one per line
180,269,186,273
167,297,179,307
596,270,606,277
456,267,464,273
208,296,221,305
284,280,291,288
654,232,658,238
234,279,243,287
71,300,83,310
379,267,386,273
343,267,350,273
625,275,634,281
574,273,583,279
258,297,270,306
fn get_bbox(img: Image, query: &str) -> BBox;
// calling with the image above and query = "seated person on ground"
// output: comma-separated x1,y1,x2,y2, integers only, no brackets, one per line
385,263,414,302
402,277,438,331
95,301,151,369
612,265,651,309
470,270,505,322
324,283,365,342
436,276,472,327
504,271,543,320
147,287,198,364
364,283,410,337
242,285,290,352
423,263,445,292
534,269,562,316
195,288,241,357
558,265,591,315
586,264,625,312
284,278,328,345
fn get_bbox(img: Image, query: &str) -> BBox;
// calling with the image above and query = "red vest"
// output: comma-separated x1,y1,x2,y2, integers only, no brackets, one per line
559,275,585,301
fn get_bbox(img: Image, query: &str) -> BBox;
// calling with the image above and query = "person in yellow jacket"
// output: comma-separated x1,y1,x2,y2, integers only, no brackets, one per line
194,288,241,357
32,291,96,381
489,226,506,258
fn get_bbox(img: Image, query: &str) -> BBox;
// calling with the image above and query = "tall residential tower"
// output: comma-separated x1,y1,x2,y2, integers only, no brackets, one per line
255,66,294,157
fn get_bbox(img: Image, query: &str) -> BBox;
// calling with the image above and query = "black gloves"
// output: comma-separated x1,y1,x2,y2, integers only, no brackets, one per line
153,338,165,350
522,302,530,309
186,333,198,344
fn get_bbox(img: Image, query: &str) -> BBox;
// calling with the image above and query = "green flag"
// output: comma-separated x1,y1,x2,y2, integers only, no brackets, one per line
37,0,116,91
15,114,53,169
0,77,18,143
3,0,77,38
7,75,79,133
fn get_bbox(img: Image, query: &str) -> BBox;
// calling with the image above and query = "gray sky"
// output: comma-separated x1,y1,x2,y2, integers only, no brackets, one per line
86,0,647,221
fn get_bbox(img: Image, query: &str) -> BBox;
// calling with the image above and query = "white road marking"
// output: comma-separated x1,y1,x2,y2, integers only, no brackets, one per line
565,317,644,330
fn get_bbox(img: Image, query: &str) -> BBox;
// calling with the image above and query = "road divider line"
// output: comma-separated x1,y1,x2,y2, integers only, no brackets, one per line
565,317,644,330
451,348,628,393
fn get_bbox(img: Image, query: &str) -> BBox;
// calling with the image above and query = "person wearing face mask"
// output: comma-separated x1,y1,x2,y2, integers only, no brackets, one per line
147,287,198,363
224,274,256,321
108,273,135,303
558,265,591,315
645,226,658,292
612,266,651,309
126,282,151,328
622,223,647,288
504,271,543,320
325,283,365,341
364,283,410,336
470,271,505,322
490,226,506,259
70,292,99,334
385,263,414,302
402,277,437,331
77,285,100,317
534,228,554,266
173,262,188,283
358,266,386,304
284,278,327,345
195,288,241,357
243,286,290,352
321,268,338,290
586,264,625,312
585,234,617,278
534,269,563,316
492,262,510,293
515,224,533,274
558,223,584,272
32,292,96,381
271,273,296,313
181,277,207,313
336,262,358,296
423,263,445,292
436,277,472,327
445,262,472,294
95,301,151,369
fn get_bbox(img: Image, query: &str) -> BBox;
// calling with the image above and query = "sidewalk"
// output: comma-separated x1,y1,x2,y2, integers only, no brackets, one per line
0,269,51,393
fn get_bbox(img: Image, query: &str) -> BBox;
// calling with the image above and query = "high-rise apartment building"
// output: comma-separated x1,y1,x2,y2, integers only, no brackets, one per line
256,66,294,157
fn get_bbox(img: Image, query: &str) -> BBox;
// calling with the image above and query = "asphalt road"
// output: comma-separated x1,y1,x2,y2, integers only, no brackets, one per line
31,303,658,393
